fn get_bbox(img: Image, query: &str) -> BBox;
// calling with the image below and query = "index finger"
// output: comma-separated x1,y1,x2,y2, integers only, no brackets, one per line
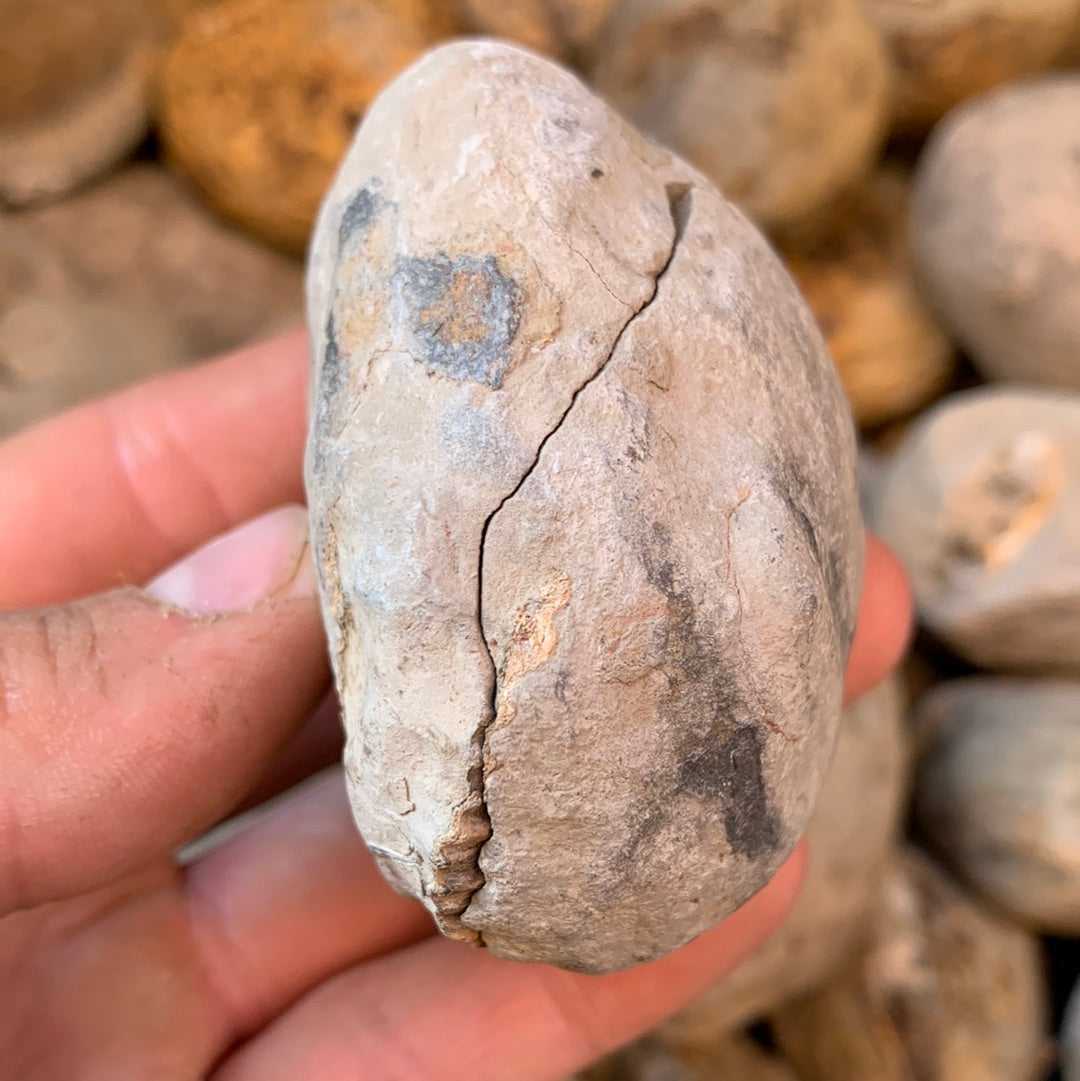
0,329,310,609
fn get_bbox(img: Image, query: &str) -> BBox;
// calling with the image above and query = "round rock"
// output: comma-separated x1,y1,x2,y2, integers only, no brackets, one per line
0,0,159,206
861,0,1080,130
305,40,863,973
910,75,1080,389
771,846,1051,1081
453,0,615,60
19,165,304,360
590,0,890,231
158,0,457,253
783,168,953,429
912,677,1080,935
871,387,1080,673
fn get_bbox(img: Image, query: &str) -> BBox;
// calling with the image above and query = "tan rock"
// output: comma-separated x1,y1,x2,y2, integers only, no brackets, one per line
912,678,1080,936
158,0,457,254
590,0,891,231
783,169,953,429
859,0,1080,131
910,75,1080,390
305,41,862,973
0,298,184,437
453,0,615,59
0,0,160,206
5,165,303,362
660,676,908,1040
771,847,1051,1081
870,387,1080,673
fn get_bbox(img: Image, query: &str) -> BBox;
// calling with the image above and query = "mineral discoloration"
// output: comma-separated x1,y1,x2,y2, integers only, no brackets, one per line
306,41,862,973
660,676,909,1041
337,184,383,246
395,253,523,387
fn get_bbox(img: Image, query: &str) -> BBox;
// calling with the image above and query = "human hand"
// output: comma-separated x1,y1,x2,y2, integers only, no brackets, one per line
0,330,911,1080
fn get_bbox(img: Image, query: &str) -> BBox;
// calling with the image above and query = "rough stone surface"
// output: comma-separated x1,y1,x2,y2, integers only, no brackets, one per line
453,0,616,59
870,387,1080,673
910,76,1080,390
590,0,890,231
659,676,908,1039
158,0,458,253
3,165,303,363
783,169,954,429
305,41,863,973
771,847,1051,1081
912,678,1080,936
860,0,1080,130
0,0,159,207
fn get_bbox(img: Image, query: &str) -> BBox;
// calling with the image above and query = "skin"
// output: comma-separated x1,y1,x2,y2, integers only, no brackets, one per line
0,329,911,1080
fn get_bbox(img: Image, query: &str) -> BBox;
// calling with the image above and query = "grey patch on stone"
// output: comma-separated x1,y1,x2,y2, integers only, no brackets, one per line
311,311,342,454
394,252,523,388
680,726,781,859
635,512,781,860
337,183,383,247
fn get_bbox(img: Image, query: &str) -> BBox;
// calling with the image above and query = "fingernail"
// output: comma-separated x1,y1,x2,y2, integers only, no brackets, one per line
146,505,317,615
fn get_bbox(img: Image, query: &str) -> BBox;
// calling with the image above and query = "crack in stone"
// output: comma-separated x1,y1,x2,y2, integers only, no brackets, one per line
453,182,694,941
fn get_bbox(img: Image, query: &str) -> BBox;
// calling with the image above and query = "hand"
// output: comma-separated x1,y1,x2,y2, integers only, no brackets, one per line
0,331,911,1080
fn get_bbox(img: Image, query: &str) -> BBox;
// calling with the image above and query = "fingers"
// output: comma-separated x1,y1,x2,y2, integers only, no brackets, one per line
210,848,806,1081
0,329,308,610
182,532,909,1054
844,535,912,704
184,771,433,1044
0,506,329,916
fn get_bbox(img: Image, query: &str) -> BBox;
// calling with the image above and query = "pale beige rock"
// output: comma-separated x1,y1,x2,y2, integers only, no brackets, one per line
0,0,160,206
581,1033,800,1081
6,165,303,361
910,76,1080,390
0,298,184,437
659,676,908,1040
871,387,1080,673
859,0,1080,130
771,847,1051,1081
783,169,953,429
453,0,615,59
305,41,862,973
590,0,891,231
912,678,1080,936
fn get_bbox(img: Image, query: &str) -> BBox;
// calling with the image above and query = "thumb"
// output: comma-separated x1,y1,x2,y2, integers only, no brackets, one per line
0,506,330,915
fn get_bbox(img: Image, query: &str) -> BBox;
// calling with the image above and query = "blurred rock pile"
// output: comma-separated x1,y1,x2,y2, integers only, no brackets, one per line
1,1,1077,1077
